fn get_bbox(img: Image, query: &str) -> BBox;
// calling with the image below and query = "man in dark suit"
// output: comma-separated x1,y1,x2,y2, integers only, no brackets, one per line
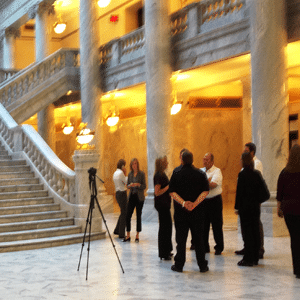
169,150,209,273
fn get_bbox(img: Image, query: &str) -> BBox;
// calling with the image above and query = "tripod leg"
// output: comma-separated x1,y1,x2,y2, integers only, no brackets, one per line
86,202,93,281
77,199,93,272
94,197,125,273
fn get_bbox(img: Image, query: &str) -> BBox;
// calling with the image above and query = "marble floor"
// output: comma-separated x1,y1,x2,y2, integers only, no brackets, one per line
1,213,299,300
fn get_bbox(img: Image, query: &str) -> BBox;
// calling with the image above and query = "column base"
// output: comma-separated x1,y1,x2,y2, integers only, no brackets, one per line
143,189,158,223
261,195,289,237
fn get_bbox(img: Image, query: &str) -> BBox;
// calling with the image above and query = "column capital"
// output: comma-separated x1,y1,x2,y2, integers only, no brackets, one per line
5,27,21,39
28,1,55,19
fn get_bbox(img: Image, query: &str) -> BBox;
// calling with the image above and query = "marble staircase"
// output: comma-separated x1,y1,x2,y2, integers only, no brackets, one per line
0,144,101,253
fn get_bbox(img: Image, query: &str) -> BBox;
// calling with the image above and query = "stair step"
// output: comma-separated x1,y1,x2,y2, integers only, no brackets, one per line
0,155,11,161
0,160,26,167
0,190,48,200
0,203,60,215
0,171,35,180
0,150,8,156
0,165,30,173
0,232,105,253
0,210,67,224
0,183,44,193
0,218,74,233
0,197,54,208
0,225,82,242
0,178,39,187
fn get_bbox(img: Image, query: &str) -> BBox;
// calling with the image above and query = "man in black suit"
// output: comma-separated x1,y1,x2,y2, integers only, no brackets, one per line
169,150,209,273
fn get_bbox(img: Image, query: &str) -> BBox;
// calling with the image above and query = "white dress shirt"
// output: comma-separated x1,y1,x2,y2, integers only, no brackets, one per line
113,169,127,192
254,156,263,175
200,165,223,198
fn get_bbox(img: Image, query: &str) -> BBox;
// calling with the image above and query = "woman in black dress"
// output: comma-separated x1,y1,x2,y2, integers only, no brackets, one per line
277,144,300,279
154,156,173,260
235,152,269,266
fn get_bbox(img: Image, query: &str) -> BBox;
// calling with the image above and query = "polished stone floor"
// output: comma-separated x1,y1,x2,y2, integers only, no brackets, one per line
1,212,299,300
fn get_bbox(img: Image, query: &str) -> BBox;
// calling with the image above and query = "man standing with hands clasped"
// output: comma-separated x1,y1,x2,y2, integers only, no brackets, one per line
169,150,209,273
201,152,224,255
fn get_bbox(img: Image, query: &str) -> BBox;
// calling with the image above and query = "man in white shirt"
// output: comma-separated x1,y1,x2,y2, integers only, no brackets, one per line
235,142,265,258
113,159,128,239
201,152,224,255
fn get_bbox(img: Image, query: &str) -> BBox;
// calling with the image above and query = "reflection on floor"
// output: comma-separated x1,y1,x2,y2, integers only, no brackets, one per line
1,213,299,300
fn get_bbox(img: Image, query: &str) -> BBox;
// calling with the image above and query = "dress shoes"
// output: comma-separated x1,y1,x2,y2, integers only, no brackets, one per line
171,265,183,273
215,250,222,255
200,266,209,273
235,248,245,255
123,237,131,242
237,259,253,267
160,256,172,261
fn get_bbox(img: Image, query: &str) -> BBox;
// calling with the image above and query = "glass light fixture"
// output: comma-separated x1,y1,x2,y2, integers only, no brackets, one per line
62,124,74,135
76,127,95,145
98,0,111,8
171,102,182,115
105,106,120,127
54,21,66,34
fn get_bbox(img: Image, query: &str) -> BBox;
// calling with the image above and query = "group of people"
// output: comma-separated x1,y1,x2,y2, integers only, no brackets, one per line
112,142,300,279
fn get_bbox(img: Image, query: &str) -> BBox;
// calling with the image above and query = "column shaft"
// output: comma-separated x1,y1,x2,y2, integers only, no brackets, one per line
145,0,172,195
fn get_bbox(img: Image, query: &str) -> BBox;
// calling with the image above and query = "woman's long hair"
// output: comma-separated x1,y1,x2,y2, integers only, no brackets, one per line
286,144,300,173
130,158,140,172
155,156,166,174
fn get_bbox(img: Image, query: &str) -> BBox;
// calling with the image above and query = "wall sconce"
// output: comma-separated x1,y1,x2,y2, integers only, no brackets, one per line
105,106,119,127
98,0,111,8
76,124,95,145
170,90,182,115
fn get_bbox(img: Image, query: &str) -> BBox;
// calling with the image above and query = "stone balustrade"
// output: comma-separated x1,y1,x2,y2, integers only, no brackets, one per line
0,48,80,110
0,103,76,205
0,69,20,83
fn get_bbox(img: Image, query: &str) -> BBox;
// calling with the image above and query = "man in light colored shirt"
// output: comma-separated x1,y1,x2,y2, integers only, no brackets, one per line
235,142,265,258
201,152,224,255
113,159,128,239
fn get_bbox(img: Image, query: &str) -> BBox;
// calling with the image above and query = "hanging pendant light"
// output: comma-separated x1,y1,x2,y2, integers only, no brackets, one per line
97,0,111,8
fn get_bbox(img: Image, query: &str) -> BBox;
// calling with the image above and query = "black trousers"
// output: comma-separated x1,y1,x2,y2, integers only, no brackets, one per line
284,214,300,276
239,207,260,263
126,193,144,232
156,207,173,258
174,214,207,270
114,191,127,238
203,195,224,252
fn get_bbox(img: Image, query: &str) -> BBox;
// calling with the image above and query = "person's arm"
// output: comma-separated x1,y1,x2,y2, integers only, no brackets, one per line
136,171,146,190
208,168,222,190
169,192,193,210
154,184,169,196
276,170,284,218
192,191,209,209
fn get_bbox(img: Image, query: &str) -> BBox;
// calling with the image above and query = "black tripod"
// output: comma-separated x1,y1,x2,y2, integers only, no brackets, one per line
77,167,124,280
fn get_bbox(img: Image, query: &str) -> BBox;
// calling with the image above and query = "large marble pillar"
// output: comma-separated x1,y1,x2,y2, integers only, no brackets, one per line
241,76,252,146
2,28,20,69
143,0,172,221
79,0,102,134
34,2,56,151
250,0,289,236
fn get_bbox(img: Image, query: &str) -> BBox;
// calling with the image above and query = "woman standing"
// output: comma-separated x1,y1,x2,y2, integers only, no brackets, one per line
277,144,300,279
235,152,270,266
154,156,173,260
123,158,146,243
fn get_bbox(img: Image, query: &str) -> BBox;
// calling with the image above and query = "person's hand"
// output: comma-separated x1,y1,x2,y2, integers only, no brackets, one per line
185,201,194,211
122,166,127,176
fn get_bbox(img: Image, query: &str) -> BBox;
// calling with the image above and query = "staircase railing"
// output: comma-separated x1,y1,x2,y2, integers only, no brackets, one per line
0,48,80,111
0,103,76,205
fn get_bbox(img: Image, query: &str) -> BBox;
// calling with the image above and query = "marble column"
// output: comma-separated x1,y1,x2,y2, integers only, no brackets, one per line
250,0,289,236
2,28,20,69
241,76,252,146
34,2,56,151
143,0,172,221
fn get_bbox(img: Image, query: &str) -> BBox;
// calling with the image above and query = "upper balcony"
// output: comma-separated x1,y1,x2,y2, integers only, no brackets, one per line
99,0,300,92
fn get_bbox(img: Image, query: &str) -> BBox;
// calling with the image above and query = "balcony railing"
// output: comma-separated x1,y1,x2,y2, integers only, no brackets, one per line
0,48,80,111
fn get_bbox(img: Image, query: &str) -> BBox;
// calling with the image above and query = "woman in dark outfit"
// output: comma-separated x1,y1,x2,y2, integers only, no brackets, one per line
277,144,300,279
123,158,146,243
154,156,173,260
235,152,270,266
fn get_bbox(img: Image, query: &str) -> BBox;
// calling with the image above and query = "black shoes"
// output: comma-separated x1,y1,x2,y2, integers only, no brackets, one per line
160,256,172,261
190,245,195,250
123,237,131,242
296,274,300,279
235,248,245,255
200,266,209,273
237,259,253,267
215,250,222,255
171,265,183,273
135,238,139,243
